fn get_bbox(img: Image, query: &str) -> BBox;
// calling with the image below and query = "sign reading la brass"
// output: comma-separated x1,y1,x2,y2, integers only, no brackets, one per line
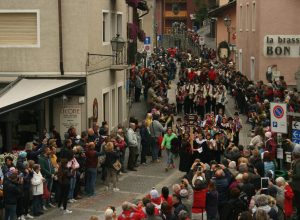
264,35,300,57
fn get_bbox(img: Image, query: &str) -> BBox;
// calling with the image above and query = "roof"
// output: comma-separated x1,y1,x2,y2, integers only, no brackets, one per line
208,0,236,17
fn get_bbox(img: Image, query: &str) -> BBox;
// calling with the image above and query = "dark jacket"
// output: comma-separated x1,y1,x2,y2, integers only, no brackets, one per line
220,198,247,220
23,171,33,190
26,144,45,163
38,154,55,179
291,158,300,192
16,156,26,173
206,190,219,216
3,177,22,205
214,177,230,205
104,151,119,169
57,166,72,185
173,202,187,219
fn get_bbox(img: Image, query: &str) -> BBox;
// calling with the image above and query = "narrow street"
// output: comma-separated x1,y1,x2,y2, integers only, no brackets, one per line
36,70,252,220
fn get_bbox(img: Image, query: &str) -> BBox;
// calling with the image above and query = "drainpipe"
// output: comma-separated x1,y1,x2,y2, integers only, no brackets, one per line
58,0,64,75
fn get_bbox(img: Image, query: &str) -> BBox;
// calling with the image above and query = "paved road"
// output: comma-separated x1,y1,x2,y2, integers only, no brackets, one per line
37,71,251,219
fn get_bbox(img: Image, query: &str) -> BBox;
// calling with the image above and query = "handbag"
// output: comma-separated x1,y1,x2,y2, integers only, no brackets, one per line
112,160,122,171
42,182,50,200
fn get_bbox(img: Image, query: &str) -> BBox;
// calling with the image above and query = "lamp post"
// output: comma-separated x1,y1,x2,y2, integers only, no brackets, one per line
223,15,231,45
111,34,125,64
87,34,126,66
154,23,158,51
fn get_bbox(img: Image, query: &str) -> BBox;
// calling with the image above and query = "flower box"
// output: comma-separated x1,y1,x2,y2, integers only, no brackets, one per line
127,23,138,40
126,0,139,8
138,29,146,42
137,0,149,11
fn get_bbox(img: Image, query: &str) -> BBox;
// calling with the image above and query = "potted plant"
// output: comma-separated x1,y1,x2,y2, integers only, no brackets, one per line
127,23,138,40
137,0,149,11
138,29,146,42
126,0,139,8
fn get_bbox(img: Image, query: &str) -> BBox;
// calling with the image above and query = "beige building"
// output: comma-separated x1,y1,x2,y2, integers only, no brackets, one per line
209,0,237,49
0,0,130,151
236,0,300,85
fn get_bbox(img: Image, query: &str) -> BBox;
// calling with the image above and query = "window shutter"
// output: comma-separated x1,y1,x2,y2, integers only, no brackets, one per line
0,13,37,45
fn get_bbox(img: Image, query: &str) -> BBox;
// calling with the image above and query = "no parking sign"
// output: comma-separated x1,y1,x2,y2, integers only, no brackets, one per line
270,102,287,133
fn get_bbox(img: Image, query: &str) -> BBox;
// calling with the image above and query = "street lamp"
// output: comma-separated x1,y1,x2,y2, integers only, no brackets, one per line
154,23,158,50
111,34,125,64
87,34,126,66
223,15,231,44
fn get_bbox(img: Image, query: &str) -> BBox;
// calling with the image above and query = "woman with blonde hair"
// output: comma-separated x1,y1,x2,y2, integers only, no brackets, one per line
104,142,120,192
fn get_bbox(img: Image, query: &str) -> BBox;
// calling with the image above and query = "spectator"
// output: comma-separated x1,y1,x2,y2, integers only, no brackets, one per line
172,194,187,219
31,164,44,217
127,123,139,171
84,142,102,196
206,181,219,220
57,159,72,214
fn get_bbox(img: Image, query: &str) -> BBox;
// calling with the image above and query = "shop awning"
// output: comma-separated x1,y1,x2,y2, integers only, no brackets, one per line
0,77,86,115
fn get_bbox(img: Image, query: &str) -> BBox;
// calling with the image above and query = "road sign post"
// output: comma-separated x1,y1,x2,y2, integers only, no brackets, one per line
270,103,287,170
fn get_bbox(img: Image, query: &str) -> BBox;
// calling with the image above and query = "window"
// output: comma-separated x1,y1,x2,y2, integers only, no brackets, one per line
111,88,116,128
103,92,109,122
111,13,116,38
0,10,40,47
102,11,109,43
252,1,256,31
118,86,123,124
246,3,249,31
239,5,243,31
117,13,122,35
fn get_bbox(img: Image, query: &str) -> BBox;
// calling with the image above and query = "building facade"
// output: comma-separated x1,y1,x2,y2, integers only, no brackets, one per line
209,0,237,49
0,0,129,151
236,0,300,85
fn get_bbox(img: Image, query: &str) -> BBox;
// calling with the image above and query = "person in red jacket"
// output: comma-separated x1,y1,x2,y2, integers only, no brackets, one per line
192,179,208,219
275,177,294,218
187,69,196,82
208,67,217,85
84,142,102,196
118,202,143,220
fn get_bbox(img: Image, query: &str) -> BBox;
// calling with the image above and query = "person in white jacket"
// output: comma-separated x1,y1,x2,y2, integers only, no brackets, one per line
31,164,45,217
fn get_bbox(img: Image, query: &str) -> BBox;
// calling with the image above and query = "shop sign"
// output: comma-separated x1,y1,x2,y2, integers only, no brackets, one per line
264,35,300,57
60,105,81,137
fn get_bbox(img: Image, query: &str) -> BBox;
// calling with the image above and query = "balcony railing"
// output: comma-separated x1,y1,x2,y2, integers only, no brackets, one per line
86,46,128,72
164,10,187,18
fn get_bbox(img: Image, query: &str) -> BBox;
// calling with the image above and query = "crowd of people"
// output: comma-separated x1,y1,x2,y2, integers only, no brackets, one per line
0,43,300,220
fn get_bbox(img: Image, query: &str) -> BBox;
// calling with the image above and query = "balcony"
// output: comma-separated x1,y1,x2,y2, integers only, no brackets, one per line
164,10,187,18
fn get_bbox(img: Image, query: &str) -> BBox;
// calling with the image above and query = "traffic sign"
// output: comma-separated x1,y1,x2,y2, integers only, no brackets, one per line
270,102,287,133
292,129,300,144
273,105,284,119
292,121,300,130
144,37,151,45
157,35,162,42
